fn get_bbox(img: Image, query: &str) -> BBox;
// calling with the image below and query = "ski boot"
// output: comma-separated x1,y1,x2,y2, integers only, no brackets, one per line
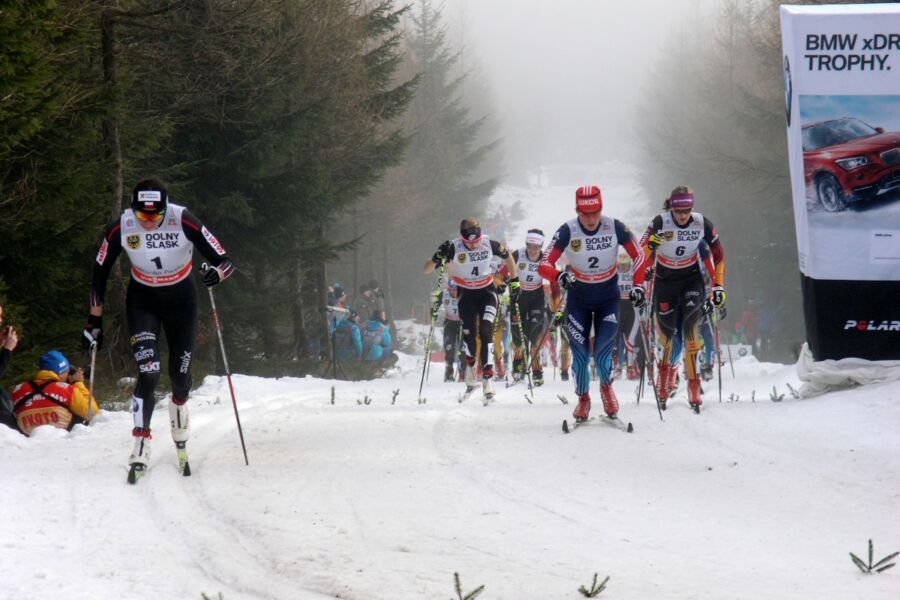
700,363,713,382
560,369,569,382
482,377,496,404
169,401,191,476
656,363,670,410
688,379,703,413
482,366,496,404
461,359,477,401
532,368,544,387
600,383,619,418
127,428,152,484
668,365,680,398
511,357,525,382
626,363,640,380
573,392,591,423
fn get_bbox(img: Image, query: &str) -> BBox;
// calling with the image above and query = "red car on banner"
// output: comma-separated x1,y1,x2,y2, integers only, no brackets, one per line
802,117,900,211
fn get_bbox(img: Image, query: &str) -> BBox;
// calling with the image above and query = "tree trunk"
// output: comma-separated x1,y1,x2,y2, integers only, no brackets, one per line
100,4,124,217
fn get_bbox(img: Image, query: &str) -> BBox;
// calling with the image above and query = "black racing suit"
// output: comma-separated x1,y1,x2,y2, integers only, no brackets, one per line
91,206,232,433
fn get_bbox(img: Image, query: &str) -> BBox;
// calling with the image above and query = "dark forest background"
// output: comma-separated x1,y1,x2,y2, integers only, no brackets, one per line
0,0,879,396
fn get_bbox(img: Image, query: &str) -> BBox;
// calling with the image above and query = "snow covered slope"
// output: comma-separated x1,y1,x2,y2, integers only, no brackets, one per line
2,355,898,600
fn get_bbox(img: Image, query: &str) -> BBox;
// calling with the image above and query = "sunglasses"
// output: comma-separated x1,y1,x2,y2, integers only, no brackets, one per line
672,208,692,216
135,210,164,223
461,227,481,241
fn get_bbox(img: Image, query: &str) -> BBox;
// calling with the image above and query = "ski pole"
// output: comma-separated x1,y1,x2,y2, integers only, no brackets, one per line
638,310,664,421
202,263,249,466
713,311,723,403
511,299,534,398
86,340,98,420
417,265,445,402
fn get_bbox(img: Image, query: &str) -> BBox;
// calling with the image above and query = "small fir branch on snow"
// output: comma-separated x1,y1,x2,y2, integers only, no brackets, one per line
418,396,427,405
751,389,756,402
331,386,335,405
769,386,784,402
578,573,610,597
357,395,372,405
451,572,485,599
392,389,400,405
850,539,899,574
201,593,224,600
729,393,740,402
786,382,800,399
557,394,569,405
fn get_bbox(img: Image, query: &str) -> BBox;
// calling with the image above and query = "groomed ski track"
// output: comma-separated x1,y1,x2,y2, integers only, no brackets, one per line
2,354,898,600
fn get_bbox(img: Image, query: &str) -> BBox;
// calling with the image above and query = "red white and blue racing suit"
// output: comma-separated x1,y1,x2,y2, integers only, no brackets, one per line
539,216,645,395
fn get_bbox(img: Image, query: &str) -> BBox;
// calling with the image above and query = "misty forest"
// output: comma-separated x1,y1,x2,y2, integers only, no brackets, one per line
0,0,882,393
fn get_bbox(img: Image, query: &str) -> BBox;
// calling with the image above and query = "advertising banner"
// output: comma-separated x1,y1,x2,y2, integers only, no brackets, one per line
781,4,900,360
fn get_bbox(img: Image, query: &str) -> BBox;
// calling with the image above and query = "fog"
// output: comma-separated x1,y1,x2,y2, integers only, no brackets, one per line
447,0,716,177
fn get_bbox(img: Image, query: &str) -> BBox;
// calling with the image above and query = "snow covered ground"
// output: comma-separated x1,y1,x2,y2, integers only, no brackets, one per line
3,166,898,598
2,353,899,600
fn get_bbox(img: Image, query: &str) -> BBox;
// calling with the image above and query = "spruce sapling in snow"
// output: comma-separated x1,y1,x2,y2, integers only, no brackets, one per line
451,572,484,599
849,539,898,574
578,573,610,597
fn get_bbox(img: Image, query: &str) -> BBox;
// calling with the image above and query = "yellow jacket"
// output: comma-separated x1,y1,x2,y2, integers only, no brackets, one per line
12,370,101,435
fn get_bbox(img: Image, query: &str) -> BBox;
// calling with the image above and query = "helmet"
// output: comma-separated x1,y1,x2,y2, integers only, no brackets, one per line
131,179,168,215
575,186,602,214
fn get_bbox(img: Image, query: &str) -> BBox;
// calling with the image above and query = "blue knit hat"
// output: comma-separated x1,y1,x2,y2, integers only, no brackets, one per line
39,350,70,375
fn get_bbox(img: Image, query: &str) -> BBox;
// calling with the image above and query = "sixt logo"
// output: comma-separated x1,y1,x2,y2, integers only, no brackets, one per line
844,320,900,331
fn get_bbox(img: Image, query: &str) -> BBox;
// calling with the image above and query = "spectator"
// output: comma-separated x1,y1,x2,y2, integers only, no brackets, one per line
329,309,362,360
0,305,20,432
328,283,347,308
11,350,100,436
356,279,385,319
362,310,397,368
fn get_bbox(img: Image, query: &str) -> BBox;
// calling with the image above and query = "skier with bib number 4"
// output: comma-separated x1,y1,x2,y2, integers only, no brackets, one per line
424,218,518,404
539,186,646,424
84,178,235,483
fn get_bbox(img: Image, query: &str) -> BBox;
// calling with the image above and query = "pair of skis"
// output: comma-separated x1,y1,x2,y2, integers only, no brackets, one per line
562,416,634,434
459,384,495,406
126,443,191,485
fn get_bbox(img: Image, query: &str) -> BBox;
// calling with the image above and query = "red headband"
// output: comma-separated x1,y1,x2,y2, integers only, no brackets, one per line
670,192,694,209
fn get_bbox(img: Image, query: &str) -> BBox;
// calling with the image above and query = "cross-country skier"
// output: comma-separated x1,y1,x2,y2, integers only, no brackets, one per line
441,281,463,382
84,178,234,480
424,218,519,401
505,229,554,386
539,186,646,422
615,253,640,380
637,185,726,410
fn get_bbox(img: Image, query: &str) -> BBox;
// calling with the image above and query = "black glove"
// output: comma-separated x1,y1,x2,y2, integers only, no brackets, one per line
644,266,655,281
508,277,521,301
629,286,646,309
83,314,102,351
717,306,727,321
711,286,726,308
203,259,233,287
553,309,565,327
432,240,453,266
557,271,575,290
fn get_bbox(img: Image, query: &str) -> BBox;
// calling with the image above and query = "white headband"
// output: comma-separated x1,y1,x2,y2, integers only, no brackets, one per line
525,232,544,246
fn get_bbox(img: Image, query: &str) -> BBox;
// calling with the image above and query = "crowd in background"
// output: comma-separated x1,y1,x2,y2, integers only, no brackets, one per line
325,280,398,374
